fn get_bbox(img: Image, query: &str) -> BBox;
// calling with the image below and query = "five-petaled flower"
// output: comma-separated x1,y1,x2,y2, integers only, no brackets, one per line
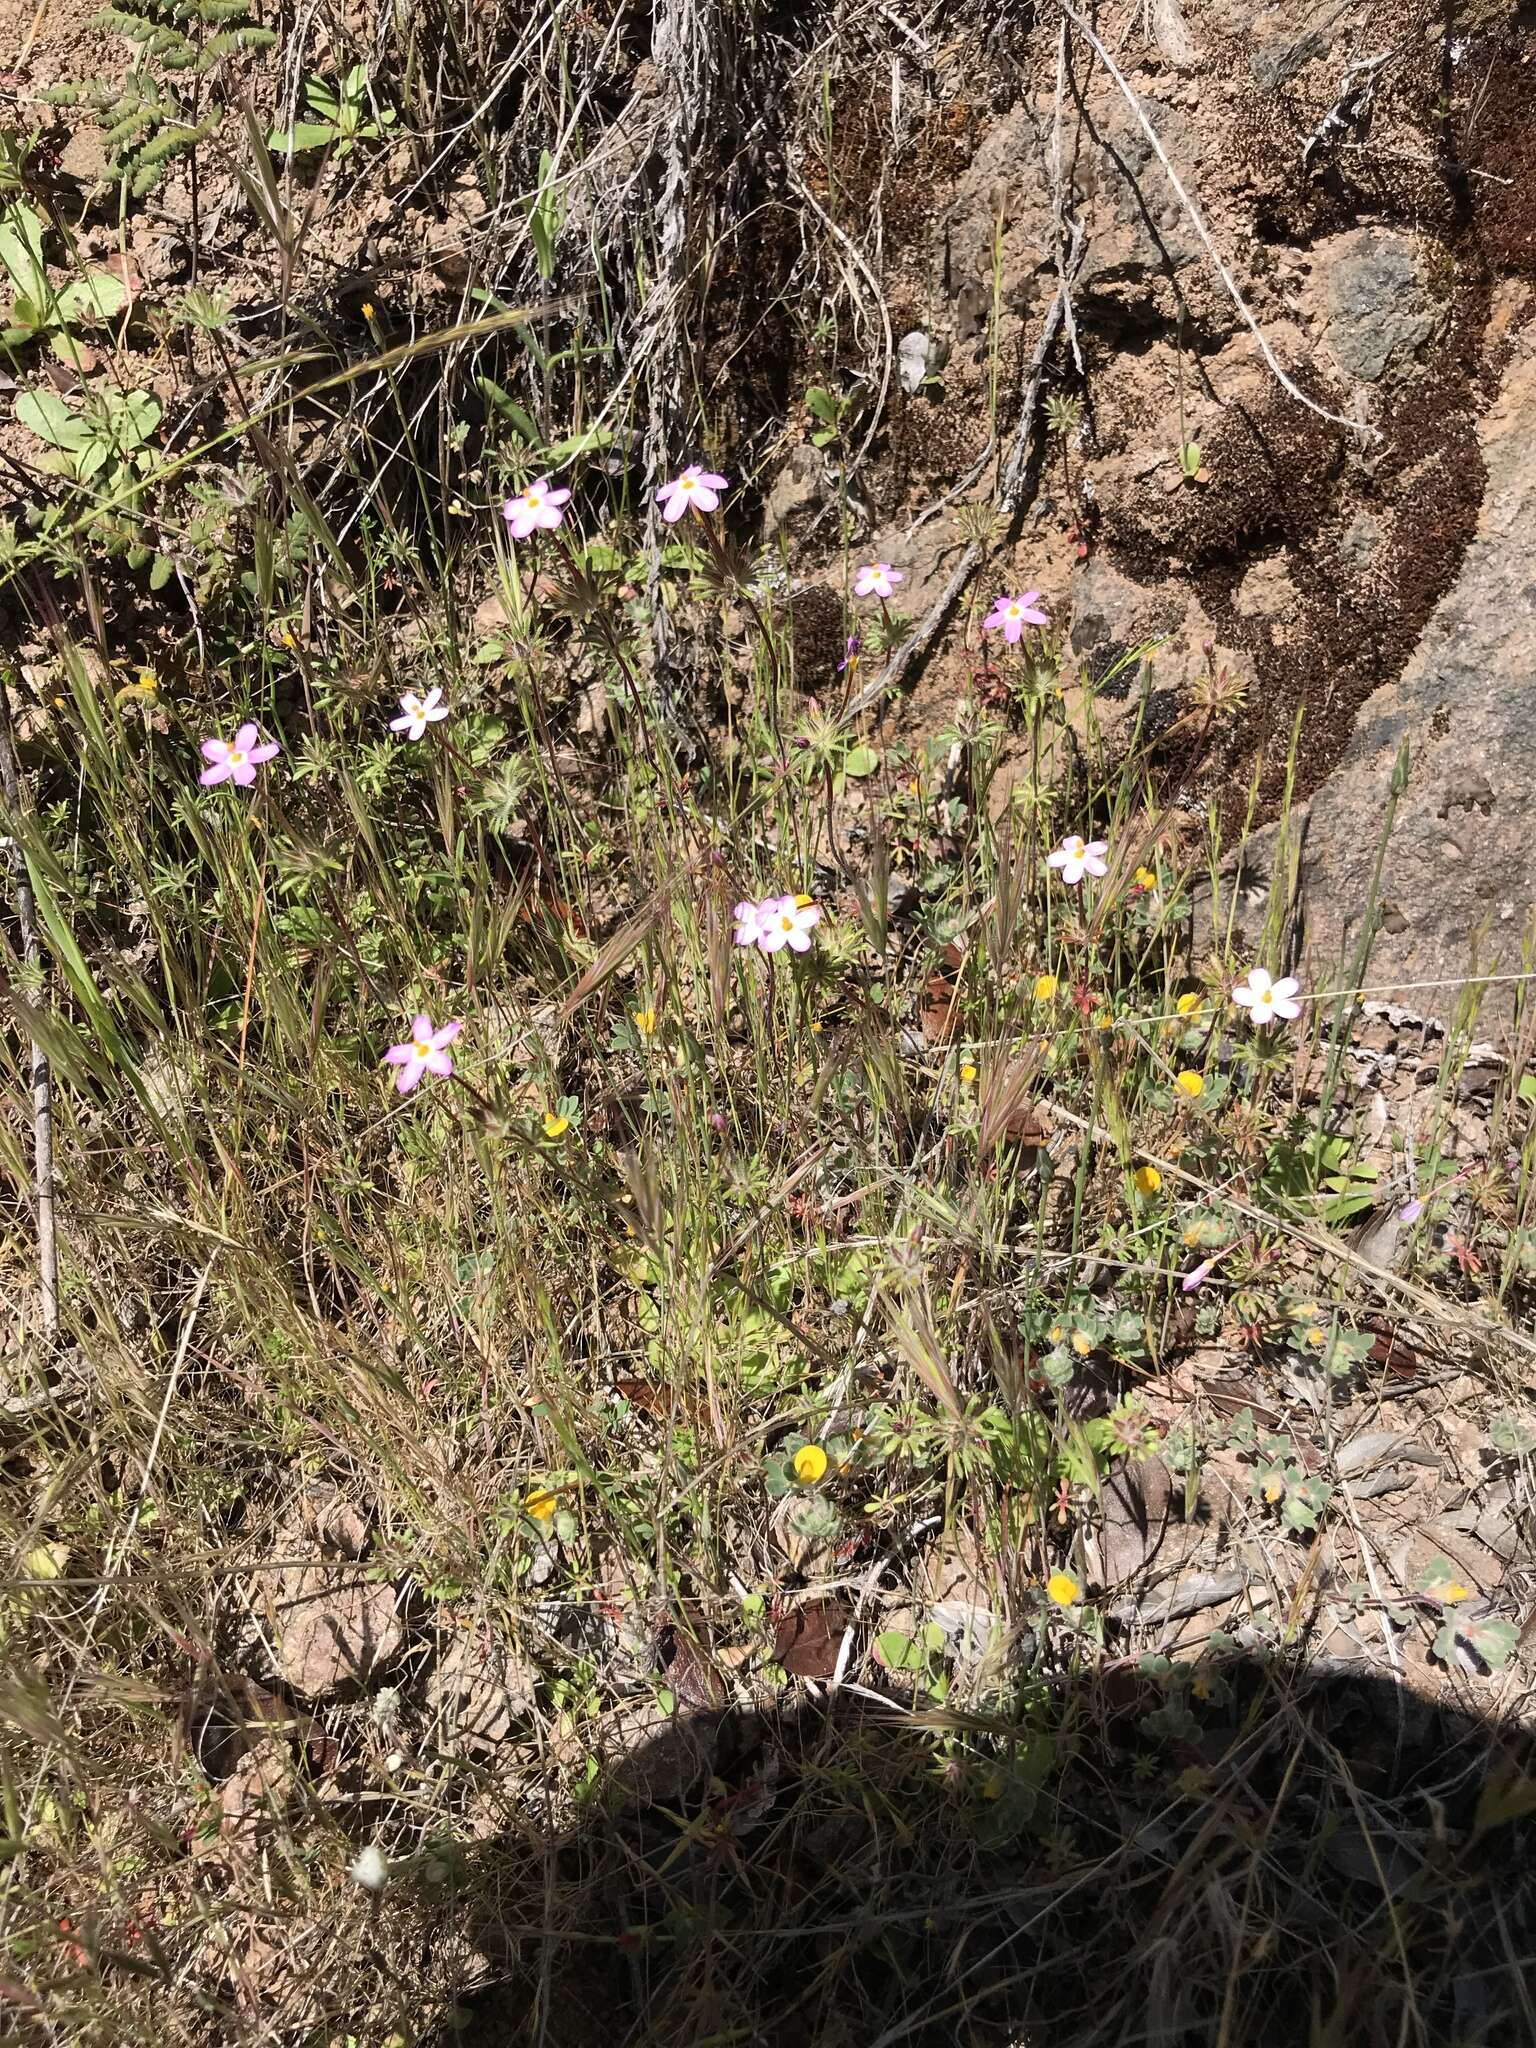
735,893,821,954
657,464,728,522
1046,834,1108,885
199,723,280,788
854,562,904,599
983,591,1049,643
502,476,571,539
382,1013,462,1093
1045,1571,1081,1607
1232,967,1302,1028
390,686,449,740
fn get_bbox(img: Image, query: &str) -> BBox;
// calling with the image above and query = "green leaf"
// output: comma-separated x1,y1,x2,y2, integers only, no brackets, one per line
476,378,539,442
0,199,48,301
1518,1072,1536,1104
842,744,879,778
269,120,337,153
805,384,838,423
15,388,85,449
875,1629,926,1673
56,271,127,323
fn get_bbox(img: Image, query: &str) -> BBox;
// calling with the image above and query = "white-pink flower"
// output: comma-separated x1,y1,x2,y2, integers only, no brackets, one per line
755,894,822,955
1046,834,1108,885
1231,968,1302,1028
382,1013,462,1093
657,464,728,522
502,477,571,539
983,591,1049,643
733,898,766,948
854,562,904,599
199,723,280,788
390,687,449,741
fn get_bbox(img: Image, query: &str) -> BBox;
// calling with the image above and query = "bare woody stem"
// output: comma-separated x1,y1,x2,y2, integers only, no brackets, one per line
0,678,58,1339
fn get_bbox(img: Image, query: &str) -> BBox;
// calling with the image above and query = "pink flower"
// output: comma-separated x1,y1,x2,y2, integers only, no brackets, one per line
390,687,449,740
1231,968,1302,1028
755,893,821,955
382,1013,462,1093
983,591,1049,643
1181,1259,1215,1294
657,465,728,522
502,477,571,539
733,898,766,948
199,723,280,788
1046,834,1108,885
854,562,904,599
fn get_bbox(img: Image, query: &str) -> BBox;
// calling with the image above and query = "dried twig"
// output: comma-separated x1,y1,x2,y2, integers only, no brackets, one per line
0,682,58,1338
844,225,1085,722
1051,0,1378,441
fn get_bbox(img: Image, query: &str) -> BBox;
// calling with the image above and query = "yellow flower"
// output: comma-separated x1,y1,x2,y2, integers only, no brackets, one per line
542,1111,570,1139
794,893,814,908
1133,1165,1162,1196
1049,1324,1064,1343
792,1443,828,1484
633,1008,657,1036
361,300,376,319
1134,866,1158,890
1034,973,1058,1002
1045,1571,1081,1607
1305,1326,1326,1348
1191,1675,1212,1702
1070,1330,1093,1357
1174,1070,1204,1099
959,1061,978,1084
1441,1580,1472,1603
115,669,159,704
1263,1477,1283,1503
1176,992,1202,1016
525,1488,557,1521
1095,1009,1114,1031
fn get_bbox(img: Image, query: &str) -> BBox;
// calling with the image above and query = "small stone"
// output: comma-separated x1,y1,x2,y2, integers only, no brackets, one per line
272,1565,407,1701
1321,229,1439,383
426,1628,538,1754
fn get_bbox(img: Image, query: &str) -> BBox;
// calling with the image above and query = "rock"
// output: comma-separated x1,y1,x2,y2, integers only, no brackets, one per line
898,330,933,396
1092,1457,1174,1587
760,444,821,539
215,1738,296,1860
1319,229,1439,383
272,1564,407,1701
1110,1568,1252,1626
1284,351,1536,1029
1207,0,1351,90
427,1626,539,1753
573,1698,717,1807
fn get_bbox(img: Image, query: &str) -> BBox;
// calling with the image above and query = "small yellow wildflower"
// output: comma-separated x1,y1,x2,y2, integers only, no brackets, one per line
1095,1009,1114,1031
1263,1477,1284,1503
525,1488,557,1521
1134,866,1158,891
1191,1675,1213,1702
959,1061,978,1084
794,893,814,908
1441,1580,1472,1603
1070,1330,1093,1357
633,1007,657,1036
361,300,376,319
1174,1070,1204,1099
1305,1326,1326,1348
792,1443,828,1484
1045,1571,1081,1607
1176,992,1202,1016
1049,1324,1064,1343
1133,1164,1162,1196
1034,973,1059,1002
279,629,297,648
542,1111,570,1139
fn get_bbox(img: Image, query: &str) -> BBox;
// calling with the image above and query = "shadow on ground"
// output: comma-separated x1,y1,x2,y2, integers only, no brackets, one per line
424,1647,1535,2048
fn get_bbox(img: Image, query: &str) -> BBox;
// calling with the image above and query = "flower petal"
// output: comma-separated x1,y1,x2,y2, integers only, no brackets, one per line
429,1020,462,1050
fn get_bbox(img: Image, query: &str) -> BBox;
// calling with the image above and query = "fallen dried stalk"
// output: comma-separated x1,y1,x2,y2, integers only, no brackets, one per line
0,680,57,1337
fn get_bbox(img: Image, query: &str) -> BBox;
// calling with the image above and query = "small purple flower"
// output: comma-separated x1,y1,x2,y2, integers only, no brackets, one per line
502,477,571,539
983,591,1049,644
854,562,904,600
1181,1259,1215,1293
383,1014,462,1093
657,465,728,522
1398,1198,1424,1225
837,633,862,673
200,723,280,788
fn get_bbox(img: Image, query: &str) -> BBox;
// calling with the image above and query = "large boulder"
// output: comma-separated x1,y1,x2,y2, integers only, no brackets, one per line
1287,350,1536,1031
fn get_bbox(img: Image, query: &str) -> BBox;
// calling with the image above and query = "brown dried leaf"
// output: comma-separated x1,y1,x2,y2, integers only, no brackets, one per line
773,1597,852,1679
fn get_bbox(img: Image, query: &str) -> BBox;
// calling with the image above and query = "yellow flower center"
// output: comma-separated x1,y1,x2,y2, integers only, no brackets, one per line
228,749,246,767
1064,836,1084,856
412,1039,432,1058
780,915,794,930
525,490,542,507
680,476,696,491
